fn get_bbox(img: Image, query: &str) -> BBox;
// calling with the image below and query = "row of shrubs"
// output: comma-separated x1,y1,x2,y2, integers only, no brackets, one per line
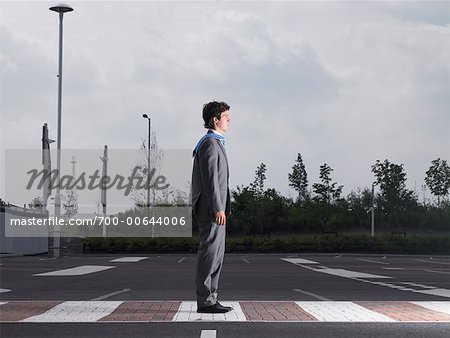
82,234,450,255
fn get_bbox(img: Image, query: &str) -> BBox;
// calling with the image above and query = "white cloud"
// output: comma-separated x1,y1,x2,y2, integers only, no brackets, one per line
1,1,449,205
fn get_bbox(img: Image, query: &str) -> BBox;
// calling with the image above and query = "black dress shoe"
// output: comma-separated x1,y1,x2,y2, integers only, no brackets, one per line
216,302,233,310
197,303,232,314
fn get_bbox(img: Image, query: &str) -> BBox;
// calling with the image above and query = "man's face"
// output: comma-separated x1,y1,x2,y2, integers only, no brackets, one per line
214,110,231,134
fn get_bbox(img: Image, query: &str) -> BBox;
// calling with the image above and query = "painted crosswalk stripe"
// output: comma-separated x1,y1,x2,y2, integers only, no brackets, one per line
281,258,319,265
173,301,246,322
412,301,450,315
110,257,148,263
33,265,115,276
296,301,395,322
21,301,123,322
200,330,217,338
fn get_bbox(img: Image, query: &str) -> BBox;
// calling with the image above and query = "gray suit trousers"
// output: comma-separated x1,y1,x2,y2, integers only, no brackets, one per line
195,219,226,307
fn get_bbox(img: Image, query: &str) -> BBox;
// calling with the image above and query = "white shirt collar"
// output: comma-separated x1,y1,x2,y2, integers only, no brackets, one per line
209,129,223,136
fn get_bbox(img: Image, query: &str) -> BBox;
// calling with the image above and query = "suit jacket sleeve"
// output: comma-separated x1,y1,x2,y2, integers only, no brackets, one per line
198,139,224,214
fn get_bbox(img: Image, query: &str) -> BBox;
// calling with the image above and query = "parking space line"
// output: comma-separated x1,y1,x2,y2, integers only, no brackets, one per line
310,267,391,279
426,270,450,275
415,259,450,265
293,289,330,301
358,259,389,265
110,257,148,263
413,288,450,298
281,258,319,265
177,257,186,263
91,288,130,301
33,265,115,276
200,330,217,338
240,257,250,264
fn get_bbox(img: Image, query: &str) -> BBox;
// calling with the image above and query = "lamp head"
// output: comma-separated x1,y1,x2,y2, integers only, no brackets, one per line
142,114,149,119
49,3,74,13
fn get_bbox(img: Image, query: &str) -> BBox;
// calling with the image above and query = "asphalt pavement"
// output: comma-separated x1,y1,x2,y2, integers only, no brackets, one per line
1,253,449,337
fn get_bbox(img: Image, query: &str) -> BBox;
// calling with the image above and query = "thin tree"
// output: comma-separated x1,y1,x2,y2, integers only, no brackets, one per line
288,153,308,204
312,163,343,204
425,158,450,208
250,163,267,197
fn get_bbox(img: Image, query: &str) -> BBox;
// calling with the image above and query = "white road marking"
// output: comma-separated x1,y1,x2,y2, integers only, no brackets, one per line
425,270,450,275
110,257,148,263
177,257,186,264
312,268,391,279
399,282,435,289
293,288,331,301
33,265,115,276
21,301,123,322
0,288,11,293
283,259,390,278
240,257,250,264
200,330,217,338
412,301,450,315
296,301,395,322
281,258,319,265
358,259,389,265
284,258,450,299
0,302,7,306
90,288,130,301
334,255,342,259
383,267,404,270
173,301,246,322
415,259,450,265
413,288,450,298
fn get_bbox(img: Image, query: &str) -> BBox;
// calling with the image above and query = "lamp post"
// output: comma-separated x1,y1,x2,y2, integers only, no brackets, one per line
371,182,377,237
142,114,151,209
142,114,153,237
50,3,73,258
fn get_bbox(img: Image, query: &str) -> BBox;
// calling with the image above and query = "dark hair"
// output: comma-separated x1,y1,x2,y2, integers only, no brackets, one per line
202,101,230,129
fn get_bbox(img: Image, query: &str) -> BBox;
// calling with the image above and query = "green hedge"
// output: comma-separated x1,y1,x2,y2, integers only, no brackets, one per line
82,234,450,255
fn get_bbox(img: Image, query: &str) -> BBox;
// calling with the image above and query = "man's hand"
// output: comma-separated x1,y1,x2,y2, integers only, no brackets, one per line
215,211,226,226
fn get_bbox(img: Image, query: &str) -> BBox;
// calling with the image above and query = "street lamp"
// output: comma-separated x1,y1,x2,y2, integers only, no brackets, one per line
371,182,377,237
142,114,155,238
142,114,151,210
50,3,73,258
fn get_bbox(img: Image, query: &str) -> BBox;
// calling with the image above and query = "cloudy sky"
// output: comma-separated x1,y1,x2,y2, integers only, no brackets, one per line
1,0,449,207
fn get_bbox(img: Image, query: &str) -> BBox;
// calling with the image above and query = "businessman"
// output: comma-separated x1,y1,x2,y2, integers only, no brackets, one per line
192,101,232,314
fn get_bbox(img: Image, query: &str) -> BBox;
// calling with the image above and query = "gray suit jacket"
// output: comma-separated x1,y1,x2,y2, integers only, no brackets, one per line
191,136,230,221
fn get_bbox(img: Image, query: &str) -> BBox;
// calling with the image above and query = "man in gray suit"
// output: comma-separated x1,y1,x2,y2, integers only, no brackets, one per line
192,101,232,314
